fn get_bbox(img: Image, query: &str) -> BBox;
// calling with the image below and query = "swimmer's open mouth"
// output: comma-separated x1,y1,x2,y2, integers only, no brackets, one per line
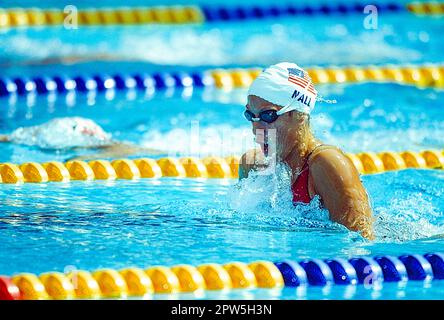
255,129,267,156
264,130,269,157
255,129,271,157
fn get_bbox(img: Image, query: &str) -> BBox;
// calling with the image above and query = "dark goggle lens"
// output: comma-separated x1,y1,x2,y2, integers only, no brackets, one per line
259,110,278,123
244,109,279,123
244,110,255,121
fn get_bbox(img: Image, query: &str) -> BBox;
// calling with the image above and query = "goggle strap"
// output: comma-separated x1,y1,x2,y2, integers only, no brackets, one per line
276,99,297,116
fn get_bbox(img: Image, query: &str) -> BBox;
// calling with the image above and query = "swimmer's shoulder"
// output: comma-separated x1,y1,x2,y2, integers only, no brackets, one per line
308,145,361,182
308,145,345,163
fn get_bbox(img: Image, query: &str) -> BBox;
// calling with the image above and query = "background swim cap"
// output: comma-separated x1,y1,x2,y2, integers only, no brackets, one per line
248,62,317,114
9,117,112,149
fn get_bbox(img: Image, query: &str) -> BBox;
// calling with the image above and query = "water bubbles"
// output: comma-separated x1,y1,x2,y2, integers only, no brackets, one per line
326,24,349,38
316,95,337,105
418,32,430,43
363,99,374,107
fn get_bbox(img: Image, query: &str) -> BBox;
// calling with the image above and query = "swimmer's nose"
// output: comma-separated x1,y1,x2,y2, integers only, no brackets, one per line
252,122,269,135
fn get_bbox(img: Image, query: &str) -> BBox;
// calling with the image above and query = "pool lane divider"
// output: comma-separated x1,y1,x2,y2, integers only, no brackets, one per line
0,6,204,28
1,64,443,99
1,252,442,300
0,149,443,184
0,2,443,29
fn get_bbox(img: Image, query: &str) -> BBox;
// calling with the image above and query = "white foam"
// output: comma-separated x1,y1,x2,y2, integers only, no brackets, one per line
1,20,422,66
226,163,339,230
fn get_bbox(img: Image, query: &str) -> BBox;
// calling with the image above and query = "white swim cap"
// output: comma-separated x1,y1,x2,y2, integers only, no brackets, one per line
10,117,112,149
248,62,317,114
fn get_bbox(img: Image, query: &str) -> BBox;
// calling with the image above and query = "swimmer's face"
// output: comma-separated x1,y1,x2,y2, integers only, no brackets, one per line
246,95,299,157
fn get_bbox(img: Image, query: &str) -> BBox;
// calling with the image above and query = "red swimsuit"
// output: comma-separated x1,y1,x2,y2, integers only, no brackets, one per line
291,161,311,203
291,145,326,204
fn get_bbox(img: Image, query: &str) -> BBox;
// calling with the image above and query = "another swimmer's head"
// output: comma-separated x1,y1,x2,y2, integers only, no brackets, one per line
46,117,112,148
8,117,112,149
70,117,109,141
246,62,318,159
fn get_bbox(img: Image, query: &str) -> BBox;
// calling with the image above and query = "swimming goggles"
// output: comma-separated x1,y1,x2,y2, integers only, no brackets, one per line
244,98,299,124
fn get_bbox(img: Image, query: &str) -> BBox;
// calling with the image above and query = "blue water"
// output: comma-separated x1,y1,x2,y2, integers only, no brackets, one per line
1,83,443,163
1,0,444,299
1,3,444,68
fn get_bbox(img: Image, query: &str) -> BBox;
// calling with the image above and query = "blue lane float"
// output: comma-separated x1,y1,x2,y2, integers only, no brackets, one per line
348,256,384,284
274,260,308,287
171,73,194,88
0,78,18,97
93,75,116,92
299,259,334,286
273,253,443,288
32,77,57,94
424,253,444,279
152,73,176,90
399,254,434,281
52,76,77,93
200,3,405,22
374,256,408,282
0,70,212,98
325,258,358,285
13,78,36,95
73,76,98,92
132,73,156,91
112,74,137,90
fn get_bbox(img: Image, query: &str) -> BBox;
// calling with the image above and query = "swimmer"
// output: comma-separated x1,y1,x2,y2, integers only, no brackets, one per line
0,117,163,160
239,62,375,240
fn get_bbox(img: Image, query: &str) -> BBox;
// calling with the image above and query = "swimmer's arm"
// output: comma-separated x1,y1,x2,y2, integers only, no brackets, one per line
0,135,10,142
309,149,375,240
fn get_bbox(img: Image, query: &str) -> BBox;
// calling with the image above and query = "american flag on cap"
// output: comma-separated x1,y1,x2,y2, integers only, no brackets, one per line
287,68,317,95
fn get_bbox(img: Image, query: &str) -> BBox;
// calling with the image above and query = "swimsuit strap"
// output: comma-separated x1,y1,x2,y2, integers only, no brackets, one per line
292,144,337,204
301,144,328,169
293,144,335,182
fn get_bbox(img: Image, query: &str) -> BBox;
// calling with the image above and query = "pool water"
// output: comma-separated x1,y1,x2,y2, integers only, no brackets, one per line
1,1,444,67
0,0,444,299
0,169,443,299
1,83,443,163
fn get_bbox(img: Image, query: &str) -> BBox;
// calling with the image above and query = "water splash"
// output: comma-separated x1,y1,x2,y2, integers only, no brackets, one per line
373,194,444,243
316,95,337,105
192,166,444,243
224,163,343,231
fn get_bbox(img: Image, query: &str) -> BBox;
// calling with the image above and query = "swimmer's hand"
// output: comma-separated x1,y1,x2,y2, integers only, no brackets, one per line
239,149,267,180
67,143,165,161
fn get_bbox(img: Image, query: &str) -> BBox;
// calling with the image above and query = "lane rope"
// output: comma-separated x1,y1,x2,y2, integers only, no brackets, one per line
0,149,443,184
0,2,443,29
1,64,443,99
1,252,442,299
